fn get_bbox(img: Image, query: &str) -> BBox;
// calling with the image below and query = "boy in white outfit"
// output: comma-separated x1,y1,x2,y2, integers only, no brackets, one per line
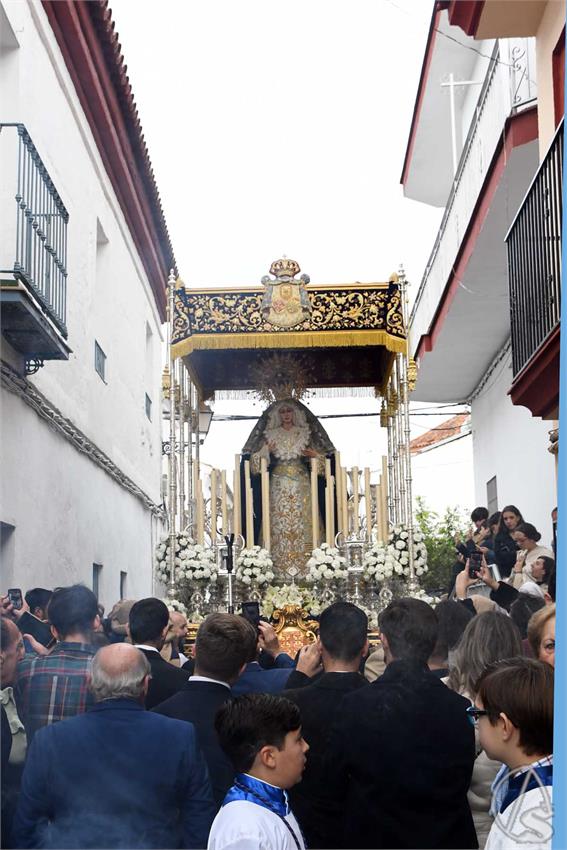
208,693,308,850
468,657,554,850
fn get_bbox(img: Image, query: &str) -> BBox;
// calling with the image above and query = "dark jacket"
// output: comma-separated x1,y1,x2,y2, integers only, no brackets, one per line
11,698,215,849
325,659,478,849
494,531,518,578
153,680,233,807
284,672,368,848
136,647,190,709
231,661,292,695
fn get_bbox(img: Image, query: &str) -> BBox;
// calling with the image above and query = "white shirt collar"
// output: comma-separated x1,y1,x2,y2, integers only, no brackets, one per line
135,644,160,653
189,674,231,690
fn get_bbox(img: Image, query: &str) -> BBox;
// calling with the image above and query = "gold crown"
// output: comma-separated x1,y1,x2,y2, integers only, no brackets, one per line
269,258,300,279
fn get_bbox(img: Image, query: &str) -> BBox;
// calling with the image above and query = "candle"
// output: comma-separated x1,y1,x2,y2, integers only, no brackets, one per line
325,459,332,544
334,452,343,535
244,460,254,547
233,455,241,537
381,455,389,527
329,475,335,545
352,466,360,533
375,483,383,542
364,467,372,537
310,458,318,550
210,469,218,543
342,467,349,537
197,479,204,545
261,458,271,551
221,470,228,535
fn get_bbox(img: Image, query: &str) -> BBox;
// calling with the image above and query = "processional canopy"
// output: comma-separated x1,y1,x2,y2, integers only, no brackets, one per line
171,258,406,399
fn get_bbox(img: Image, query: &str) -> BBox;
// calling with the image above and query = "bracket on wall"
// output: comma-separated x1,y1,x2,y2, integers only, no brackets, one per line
25,358,44,375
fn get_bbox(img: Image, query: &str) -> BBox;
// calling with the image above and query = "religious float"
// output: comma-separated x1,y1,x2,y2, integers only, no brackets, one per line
156,258,430,648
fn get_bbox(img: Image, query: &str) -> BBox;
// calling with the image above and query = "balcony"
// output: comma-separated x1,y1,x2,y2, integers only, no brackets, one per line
0,123,71,369
505,119,563,419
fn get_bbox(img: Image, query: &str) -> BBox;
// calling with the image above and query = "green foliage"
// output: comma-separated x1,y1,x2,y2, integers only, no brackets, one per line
414,497,470,593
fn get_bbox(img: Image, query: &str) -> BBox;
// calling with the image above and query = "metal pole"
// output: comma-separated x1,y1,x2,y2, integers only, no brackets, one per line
167,270,177,600
399,265,417,591
386,398,395,526
178,364,186,528
390,369,400,525
186,378,194,535
448,73,458,176
396,354,407,525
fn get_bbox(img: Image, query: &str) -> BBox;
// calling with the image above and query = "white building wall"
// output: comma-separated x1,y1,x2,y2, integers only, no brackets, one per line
471,351,556,547
411,434,475,519
0,1,166,602
0,392,160,609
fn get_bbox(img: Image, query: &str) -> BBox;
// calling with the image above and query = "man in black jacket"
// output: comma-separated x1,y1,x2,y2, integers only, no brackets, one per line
326,597,478,849
283,602,369,849
129,598,190,709
153,613,257,807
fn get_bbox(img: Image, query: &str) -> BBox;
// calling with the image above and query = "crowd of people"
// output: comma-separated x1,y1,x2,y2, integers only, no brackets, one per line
0,504,556,849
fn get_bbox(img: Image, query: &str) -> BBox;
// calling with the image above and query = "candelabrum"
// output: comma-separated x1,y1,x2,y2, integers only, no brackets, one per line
336,529,369,607
214,534,245,613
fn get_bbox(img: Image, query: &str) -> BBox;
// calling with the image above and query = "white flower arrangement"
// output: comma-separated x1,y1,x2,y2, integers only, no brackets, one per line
406,587,440,607
165,598,188,617
362,541,393,583
261,583,322,619
386,525,428,578
236,546,276,587
305,543,348,583
154,533,218,585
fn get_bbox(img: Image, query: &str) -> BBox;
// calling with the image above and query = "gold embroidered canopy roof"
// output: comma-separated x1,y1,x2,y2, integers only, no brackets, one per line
171,274,406,398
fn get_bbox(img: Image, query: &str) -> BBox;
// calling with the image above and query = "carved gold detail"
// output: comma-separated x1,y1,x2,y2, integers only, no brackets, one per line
249,353,313,404
271,605,318,657
172,287,405,344
407,357,418,392
270,258,301,279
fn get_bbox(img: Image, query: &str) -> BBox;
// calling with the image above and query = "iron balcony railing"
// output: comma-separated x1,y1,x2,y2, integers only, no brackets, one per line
505,118,563,377
0,123,69,337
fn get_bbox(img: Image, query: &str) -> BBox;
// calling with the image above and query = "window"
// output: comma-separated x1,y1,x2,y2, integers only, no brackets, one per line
145,393,152,421
120,571,127,600
92,563,103,599
94,341,106,382
0,522,16,586
486,476,498,516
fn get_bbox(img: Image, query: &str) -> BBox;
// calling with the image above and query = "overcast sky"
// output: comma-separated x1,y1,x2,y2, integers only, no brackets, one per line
108,0,472,512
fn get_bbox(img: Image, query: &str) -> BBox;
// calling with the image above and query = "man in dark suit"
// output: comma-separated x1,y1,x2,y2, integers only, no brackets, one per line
12,643,215,849
231,620,297,695
129,598,190,709
153,613,257,806
326,597,477,849
283,602,369,849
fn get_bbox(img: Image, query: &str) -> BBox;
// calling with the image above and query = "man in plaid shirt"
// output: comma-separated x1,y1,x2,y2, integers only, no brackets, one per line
15,585,99,742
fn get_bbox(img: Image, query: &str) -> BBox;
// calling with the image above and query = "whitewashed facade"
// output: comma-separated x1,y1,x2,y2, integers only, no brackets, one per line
402,5,557,543
0,0,171,608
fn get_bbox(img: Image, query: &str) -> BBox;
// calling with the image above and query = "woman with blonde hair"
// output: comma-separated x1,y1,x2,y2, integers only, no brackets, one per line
527,603,555,667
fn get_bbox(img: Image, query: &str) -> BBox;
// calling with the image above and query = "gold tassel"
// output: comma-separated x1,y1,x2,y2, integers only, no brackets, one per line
172,329,407,360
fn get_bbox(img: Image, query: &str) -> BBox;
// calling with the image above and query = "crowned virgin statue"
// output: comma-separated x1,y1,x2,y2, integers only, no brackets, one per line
242,399,336,577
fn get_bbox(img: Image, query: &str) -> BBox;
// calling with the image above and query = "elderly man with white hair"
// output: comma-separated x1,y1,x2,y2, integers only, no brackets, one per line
12,643,215,849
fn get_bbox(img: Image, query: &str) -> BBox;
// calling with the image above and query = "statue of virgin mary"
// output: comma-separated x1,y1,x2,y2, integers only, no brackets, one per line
241,399,336,577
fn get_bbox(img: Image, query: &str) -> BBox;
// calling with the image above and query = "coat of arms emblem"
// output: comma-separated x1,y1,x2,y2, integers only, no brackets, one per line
260,258,312,329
